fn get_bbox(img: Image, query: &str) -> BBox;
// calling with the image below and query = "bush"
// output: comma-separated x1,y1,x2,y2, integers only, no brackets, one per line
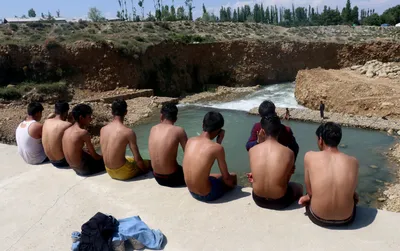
170,34,212,44
44,38,61,50
36,82,68,94
135,36,146,42
143,23,154,29
9,24,19,31
26,22,45,30
0,88,22,100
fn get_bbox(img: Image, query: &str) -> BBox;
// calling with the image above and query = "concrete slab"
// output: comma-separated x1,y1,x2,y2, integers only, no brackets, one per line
1,143,400,251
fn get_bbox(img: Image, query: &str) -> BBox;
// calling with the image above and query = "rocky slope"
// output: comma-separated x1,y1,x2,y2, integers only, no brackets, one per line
1,40,400,97
295,66,400,119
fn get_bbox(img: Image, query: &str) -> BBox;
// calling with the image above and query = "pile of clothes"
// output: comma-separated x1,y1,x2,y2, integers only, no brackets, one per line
71,212,164,251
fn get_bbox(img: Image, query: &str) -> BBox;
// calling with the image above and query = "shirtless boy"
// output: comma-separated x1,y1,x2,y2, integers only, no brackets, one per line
63,104,105,176
148,103,188,187
42,101,72,168
299,122,359,227
16,102,48,165
100,99,151,180
249,115,303,210
183,111,237,202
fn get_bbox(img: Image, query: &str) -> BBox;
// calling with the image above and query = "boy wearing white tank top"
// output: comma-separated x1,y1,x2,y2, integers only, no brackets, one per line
15,102,48,165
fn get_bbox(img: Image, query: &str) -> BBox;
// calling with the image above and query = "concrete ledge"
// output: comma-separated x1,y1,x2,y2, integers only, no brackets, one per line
1,143,400,251
82,89,154,103
249,107,400,131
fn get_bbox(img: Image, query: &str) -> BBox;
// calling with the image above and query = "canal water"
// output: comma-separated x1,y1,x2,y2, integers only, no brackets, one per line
129,83,395,207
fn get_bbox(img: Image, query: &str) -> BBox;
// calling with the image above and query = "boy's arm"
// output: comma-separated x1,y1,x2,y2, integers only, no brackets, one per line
215,146,235,187
179,128,188,152
304,152,312,195
128,130,146,171
246,124,258,151
83,132,102,160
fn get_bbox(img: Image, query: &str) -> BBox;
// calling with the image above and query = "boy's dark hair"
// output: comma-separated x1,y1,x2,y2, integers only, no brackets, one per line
203,111,224,133
316,122,342,147
161,103,178,121
261,115,281,138
27,102,44,116
55,101,70,115
258,100,276,117
112,99,127,117
72,104,93,122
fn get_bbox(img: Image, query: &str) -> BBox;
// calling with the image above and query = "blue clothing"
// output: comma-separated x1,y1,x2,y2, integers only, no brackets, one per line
190,176,225,202
72,216,164,250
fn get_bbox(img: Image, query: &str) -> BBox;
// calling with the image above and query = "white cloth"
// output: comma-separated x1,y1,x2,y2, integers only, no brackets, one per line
16,120,47,165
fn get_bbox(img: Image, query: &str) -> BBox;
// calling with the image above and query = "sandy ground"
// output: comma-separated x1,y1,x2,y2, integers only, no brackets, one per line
295,69,400,119
1,143,400,251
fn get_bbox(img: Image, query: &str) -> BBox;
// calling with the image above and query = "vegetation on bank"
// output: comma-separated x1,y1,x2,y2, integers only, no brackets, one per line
0,81,68,101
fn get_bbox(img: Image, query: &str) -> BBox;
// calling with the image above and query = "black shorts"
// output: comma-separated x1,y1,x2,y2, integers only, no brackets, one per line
306,203,357,228
153,165,186,187
73,152,105,176
50,158,70,168
252,186,296,210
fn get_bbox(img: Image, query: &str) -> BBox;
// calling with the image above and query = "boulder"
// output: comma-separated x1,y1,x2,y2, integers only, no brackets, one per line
366,70,375,78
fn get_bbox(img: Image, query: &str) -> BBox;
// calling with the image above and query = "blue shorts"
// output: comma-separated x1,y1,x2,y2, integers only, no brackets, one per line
190,176,225,202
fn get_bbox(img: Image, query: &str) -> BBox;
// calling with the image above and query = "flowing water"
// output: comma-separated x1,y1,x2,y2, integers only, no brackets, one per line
129,83,395,207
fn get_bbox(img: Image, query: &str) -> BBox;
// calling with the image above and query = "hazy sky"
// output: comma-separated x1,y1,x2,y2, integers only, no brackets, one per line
1,0,398,20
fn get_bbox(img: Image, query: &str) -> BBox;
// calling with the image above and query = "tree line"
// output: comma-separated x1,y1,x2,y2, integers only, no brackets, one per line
212,1,400,26
18,1,400,26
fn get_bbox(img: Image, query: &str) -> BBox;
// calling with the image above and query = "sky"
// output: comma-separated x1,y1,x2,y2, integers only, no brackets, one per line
0,0,398,20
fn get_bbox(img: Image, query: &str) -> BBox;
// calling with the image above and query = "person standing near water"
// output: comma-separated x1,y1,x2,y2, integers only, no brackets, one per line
148,103,188,187
299,122,359,227
16,102,48,165
42,101,72,168
246,100,299,160
100,99,151,180
284,108,290,120
319,101,325,119
183,111,237,202
63,104,105,176
249,115,303,210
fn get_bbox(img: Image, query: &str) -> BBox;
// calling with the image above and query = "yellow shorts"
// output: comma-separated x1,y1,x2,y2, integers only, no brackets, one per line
106,157,151,181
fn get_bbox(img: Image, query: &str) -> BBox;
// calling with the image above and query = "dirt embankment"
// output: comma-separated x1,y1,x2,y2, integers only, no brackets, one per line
295,67,400,119
1,41,400,97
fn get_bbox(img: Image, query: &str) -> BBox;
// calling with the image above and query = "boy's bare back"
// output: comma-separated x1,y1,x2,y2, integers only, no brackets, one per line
305,150,358,220
183,136,221,195
249,140,294,198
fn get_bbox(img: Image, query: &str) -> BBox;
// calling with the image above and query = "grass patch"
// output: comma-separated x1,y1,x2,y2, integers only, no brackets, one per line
0,81,68,101
169,33,214,44
0,88,22,100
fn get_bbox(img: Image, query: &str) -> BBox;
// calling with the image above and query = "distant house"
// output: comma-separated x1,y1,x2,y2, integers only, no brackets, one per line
106,17,123,22
3,17,67,24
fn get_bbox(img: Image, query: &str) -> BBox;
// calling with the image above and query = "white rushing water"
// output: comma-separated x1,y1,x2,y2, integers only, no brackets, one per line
184,82,303,112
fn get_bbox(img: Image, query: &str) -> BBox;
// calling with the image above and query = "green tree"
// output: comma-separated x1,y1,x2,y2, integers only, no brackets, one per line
28,8,36,18
233,9,238,22
283,9,292,24
380,5,400,25
176,6,186,20
362,13,381,25
342,0,352,23
185,0,194,20
88,7,105,22
351,6,359,24
138,0,145,19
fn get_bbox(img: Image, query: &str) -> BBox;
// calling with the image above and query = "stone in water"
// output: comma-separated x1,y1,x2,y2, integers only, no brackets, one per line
377,198,386,202
370,165,378,169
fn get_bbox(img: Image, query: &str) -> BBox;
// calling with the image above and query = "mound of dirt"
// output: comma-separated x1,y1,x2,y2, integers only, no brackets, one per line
295,68,400,119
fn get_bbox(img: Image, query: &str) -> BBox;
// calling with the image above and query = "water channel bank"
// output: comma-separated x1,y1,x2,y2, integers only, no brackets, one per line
249,107,400,132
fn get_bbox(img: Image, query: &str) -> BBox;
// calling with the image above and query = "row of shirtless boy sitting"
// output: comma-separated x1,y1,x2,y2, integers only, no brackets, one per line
16,99,358,228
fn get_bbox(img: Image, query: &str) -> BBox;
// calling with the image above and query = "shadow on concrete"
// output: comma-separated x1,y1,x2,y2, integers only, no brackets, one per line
121,172,155,182
305,206,378,230
124,234,168,251
208,186,251,204
282,202,303,211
